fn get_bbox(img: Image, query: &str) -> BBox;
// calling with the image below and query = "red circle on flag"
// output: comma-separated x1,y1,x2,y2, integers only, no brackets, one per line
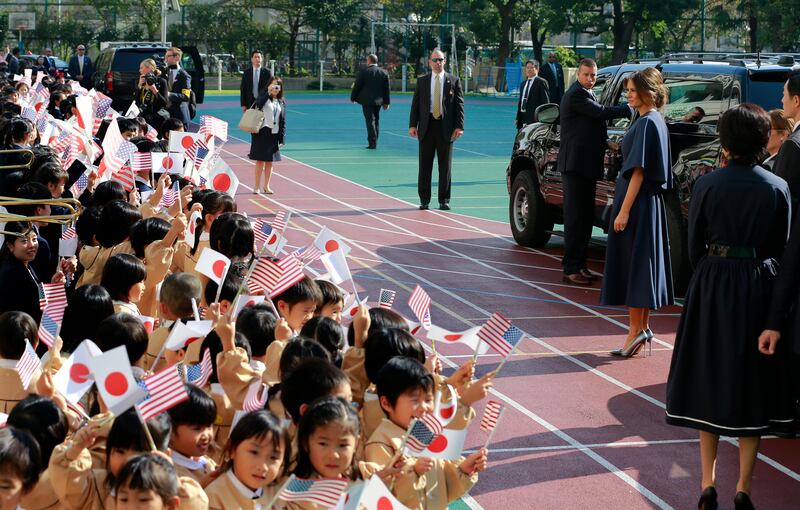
245,300,256,307
181,136,194,149
213,174,231,192
163,157,173,169
324,240,339,252
440,406,455,419
142,321,154,334
70,363,90,384
267,233,278,245
377,497,394,510
212,260,227,278
349,306,358,317
105,372,129,396
427,435,448,453
444,334,462,342
411,325,421,335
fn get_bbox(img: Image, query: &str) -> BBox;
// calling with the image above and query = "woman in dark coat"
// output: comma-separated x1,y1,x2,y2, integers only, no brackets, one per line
600,68,674,356
249,76,285,195
666,104,794,510
133,58,169,132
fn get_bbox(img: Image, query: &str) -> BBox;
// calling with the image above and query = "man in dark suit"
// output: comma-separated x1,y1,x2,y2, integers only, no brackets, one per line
774,71,800,206
539,52,565,105
165,47,192,126
67,44,93,89
240,49,272,112
558,58,632,285
409,49,464,211
351,54,391,149
6,47,20,75
516,59,550,130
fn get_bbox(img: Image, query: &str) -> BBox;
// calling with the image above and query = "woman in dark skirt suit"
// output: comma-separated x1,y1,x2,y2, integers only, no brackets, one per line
600,68,674,356
666,104,795,510
249,76,285,195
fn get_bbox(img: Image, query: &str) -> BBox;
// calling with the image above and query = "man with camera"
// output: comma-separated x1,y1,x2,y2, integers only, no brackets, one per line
165,47,193,126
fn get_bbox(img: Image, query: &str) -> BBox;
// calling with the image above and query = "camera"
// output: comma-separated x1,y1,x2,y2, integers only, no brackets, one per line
144,73,157,86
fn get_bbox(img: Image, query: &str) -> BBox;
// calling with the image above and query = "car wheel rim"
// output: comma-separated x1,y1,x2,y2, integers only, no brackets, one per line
513,187,528,232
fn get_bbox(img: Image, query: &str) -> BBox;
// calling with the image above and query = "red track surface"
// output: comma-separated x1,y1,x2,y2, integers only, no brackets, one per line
219,137,800,509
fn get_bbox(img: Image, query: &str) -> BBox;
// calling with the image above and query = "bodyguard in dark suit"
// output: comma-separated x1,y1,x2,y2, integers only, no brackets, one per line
351,54,390,149
539,52,565,105
67,44,93,89
774,71,800,206
6,47,20,75
516,60,550,130
165,47,192,126
558,58,632,285
240,49,272,111
409,49,464,211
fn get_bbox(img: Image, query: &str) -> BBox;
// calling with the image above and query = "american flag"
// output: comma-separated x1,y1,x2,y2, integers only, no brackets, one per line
199,115,228,142
243,380,269,412
137,366,189,421
69,172,89,197
252,218,273,247
35,110,49,134
160,180,180,208
405,414,443,453
59,142,79,171
131,152,153,173
291,245,322,264
480,400,503,432
111,165,136,192
37,283,47,310
51,129,74,154
145,124,158,141
378,288,396,309
272,210,290,233
98,119,125,177
408,285,432,330
185,349,213,388
247,254,304,296
61,224,77,241
478,314,524,357
15,339,41,390
41,283,67,317
38,310,60,348
34,82,50,100
92,92,113,134
278,476,348,508
186,138,210,171
21,106,37,121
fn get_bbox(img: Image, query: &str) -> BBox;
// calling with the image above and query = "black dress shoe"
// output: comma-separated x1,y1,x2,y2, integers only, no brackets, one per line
438,203,450,210
419,204,429,210
580,268,598,280
365,145,376,149
734,492,754,510
698,486,717,510
562,273,592,286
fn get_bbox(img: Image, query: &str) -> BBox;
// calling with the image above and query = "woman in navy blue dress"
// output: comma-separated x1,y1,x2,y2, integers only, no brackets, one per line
600,68,674,356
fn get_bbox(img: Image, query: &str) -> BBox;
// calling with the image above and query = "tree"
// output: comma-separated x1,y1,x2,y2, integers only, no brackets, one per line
524,0,569,62
304,0,362,62
272,0,309,73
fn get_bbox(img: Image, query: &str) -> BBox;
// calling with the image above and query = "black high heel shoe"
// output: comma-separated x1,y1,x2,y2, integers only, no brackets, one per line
697,486,717,510
734,492,755,510
610,330,649,357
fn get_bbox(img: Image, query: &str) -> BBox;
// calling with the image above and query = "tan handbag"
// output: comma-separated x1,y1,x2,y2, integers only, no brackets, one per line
238,102,264,134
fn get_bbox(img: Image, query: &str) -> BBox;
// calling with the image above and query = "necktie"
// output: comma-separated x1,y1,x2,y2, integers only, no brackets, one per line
78,56,83,74
433,74,441,119
253,69,259,96
521,79,532,112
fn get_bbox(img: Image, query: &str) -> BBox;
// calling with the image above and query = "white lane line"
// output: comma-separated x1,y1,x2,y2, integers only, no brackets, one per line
465,438,701,454
383,130,493,157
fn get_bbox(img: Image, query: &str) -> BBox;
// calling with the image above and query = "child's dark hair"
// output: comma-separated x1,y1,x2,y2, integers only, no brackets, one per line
95,313,149,365
59,284,114,353
314,280,345,313
375,357,434,409
114,453,178,505
117,117,139,136
280,358,349,424
129,217,170,259
299,317,345,367
272,276,322,308
7,394,68,466
91,181,127,207
167,384,217,427
295,396,360,479
32,162,68,189
204,270,243,306
96,200,142,248
190,191,235,255
221,410,290,479
209,212,254,260
106,410,171,489
278,337,330,381
200,329,250,385
236,304,276,358
100,253,146,301
364,328,425,383
75,206,102,245
0,426,41,492
347,307,409,346
159,117,184,140
159,273,202,318
11,182,50,217
0,311,38,359
4,117,33,145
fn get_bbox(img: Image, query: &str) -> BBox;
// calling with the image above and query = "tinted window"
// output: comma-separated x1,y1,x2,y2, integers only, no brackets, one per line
610,72,633,129
112,49,166,71
748,72,788,110
181,53,195,72
662,79,725,126
593,75,610,102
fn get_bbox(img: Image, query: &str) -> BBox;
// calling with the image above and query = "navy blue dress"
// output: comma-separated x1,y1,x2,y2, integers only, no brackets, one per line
601,111,674,309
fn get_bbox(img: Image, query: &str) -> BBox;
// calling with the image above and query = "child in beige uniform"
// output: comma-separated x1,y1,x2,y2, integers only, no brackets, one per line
0,426,42,510
0,311,41,413
167,385,218,483
144,273,202,372
100,254,146,316
77,200,141,287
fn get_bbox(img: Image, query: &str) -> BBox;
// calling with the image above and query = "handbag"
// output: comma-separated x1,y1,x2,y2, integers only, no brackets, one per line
238,102,264,134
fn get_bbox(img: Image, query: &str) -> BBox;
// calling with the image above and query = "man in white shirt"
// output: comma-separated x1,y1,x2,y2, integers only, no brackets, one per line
515,59,550,130
68,44,93,88
240,49,272,112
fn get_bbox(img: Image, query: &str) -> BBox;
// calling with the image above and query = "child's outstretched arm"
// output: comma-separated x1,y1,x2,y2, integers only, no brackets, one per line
49,422,105,510
343,304,370,404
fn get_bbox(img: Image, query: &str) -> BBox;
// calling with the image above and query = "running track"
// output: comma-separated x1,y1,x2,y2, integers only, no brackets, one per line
214,134,800,509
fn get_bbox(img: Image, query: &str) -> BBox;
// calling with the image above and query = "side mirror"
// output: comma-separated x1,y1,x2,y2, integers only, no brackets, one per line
535,103,559,124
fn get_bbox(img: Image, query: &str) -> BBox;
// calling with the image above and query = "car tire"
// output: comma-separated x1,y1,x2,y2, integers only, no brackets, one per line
665,191,690,297
509,171,552,247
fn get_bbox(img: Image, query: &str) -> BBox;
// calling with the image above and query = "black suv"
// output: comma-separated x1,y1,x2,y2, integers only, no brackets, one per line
507,54,798,291
91,42,205,112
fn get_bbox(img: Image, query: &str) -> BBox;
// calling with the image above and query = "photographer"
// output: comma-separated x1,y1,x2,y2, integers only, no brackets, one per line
134,58,169,131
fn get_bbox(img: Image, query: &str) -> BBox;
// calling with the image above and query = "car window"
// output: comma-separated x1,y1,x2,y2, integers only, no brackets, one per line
592,75,610,102
662,79,725,127
181,53,195,72
95,51,111,72
112,50,166,71
610,72,633,129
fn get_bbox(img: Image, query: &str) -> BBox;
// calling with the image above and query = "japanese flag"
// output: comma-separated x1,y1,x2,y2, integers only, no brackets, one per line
88,345,146,416
264,229,287,257
164,321,209,352
433,384,459,427
168,131,203,156
194,247,231,285
339,475,410,510
74,95,95,139
319,249,352,285
230,294,266,319
185,210,202,241
53,339,103,405
208,158,239,197
137,315,157,335
342,294,369,321
405,318,424,336
426,325,489,355
418,427,467,460
152,152,184,176
59,234,79,258
125,102,141,118
313,226,351,256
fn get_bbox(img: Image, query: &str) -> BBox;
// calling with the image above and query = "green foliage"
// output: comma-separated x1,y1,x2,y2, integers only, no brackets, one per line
306,80,336,90
552,46,580,67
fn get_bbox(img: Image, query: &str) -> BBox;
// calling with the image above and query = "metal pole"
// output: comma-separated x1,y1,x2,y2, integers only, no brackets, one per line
270,59,276,77
160,0,167,43
402,63,406,93
371,22,376,54
319,60,324,91
700,0,706,52
217,60,222,91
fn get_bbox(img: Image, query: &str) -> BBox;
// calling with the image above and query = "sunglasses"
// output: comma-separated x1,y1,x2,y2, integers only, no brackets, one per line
431,58,445,63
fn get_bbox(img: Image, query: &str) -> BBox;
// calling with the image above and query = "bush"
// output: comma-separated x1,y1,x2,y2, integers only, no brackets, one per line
553,47,580,68
306,81,336,91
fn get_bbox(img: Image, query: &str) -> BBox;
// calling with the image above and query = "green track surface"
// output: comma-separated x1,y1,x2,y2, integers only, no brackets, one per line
198,92,519,223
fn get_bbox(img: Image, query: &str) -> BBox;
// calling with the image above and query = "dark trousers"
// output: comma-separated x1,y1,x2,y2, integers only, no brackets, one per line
562,172,596,274
418,118,452,205
362,104,381,147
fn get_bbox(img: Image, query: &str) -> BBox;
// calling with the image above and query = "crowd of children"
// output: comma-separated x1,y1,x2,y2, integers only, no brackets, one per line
0,71,496,509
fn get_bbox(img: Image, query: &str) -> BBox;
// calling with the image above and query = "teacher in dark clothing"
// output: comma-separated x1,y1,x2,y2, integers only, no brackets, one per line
409,49,464,211
240,49,272,112
516,59,549,130
558,58,631,285
351,54,390,149
773,71,800,205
